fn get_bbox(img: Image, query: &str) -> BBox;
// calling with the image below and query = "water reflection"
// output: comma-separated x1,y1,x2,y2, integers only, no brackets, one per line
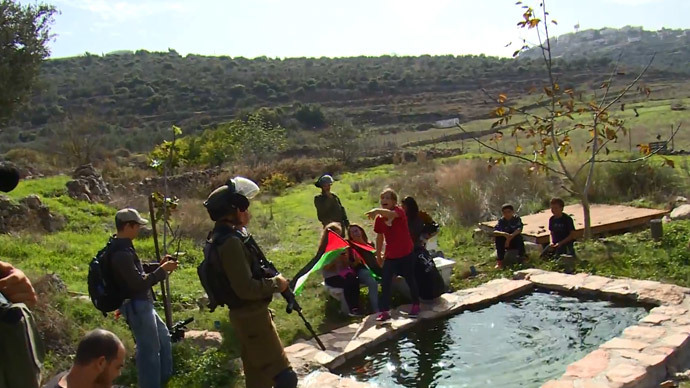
337,291,647,388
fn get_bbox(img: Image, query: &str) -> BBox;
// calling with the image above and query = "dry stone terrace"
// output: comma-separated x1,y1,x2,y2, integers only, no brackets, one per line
288,269,690,388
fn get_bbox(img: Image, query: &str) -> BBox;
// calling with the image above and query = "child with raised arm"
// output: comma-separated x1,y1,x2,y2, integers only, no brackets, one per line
366,188,420,321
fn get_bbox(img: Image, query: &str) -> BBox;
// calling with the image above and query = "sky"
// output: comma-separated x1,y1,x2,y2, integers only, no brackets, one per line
46,0,690,59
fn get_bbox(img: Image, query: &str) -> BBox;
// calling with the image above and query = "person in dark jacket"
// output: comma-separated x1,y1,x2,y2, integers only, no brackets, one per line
313,174,349,228
111,208,178,388
493,204,526,269
402,196,438,250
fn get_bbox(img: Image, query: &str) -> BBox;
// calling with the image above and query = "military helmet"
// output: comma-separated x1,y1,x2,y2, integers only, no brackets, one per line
204,177,260,221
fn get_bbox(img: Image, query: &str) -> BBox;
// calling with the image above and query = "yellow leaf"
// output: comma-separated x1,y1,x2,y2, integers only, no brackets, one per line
528,18,541,28
551,19,558,25
637,144,651,155
498,93,508,103
605,127,617,140
515,145,523,154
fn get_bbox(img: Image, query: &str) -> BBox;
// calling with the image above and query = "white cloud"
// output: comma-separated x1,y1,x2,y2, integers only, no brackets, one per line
55,0,188,22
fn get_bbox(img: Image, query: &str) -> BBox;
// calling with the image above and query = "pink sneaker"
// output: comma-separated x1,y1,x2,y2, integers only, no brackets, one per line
376,311,391,322
409,304,420,318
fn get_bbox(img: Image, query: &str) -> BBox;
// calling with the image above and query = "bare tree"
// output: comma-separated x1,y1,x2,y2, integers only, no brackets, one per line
459,1,681,239
55,114,105,166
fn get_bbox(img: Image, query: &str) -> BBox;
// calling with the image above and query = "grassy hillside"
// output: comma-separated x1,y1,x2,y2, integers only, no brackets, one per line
3,27,689,157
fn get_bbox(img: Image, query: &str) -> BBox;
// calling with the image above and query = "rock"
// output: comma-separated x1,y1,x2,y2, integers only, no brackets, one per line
564,349,610,378
674,370,690,381
605,363,646,386
33,273,67,295
600,337,648,351
138,226,153,239
37,205,65,233
66,164,111,203
20,195,42,210
662,215,672,224
196,294,210,310
670,204,690,220
184,330,223,350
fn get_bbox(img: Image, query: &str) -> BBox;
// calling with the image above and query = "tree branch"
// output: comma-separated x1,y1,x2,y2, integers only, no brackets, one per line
598,51,624,110
457,124,567,176
540,1,575,184
480,88,548,123
600,53,656,114
561,185,579,196
594,123,682,164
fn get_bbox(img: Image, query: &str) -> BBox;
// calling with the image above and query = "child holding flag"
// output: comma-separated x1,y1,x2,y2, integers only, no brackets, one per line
320,223,362,316
366,188,420,321
347,223,381,313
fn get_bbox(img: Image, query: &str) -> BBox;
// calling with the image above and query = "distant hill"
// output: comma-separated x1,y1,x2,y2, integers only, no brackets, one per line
521,26,690,71
1,27,689,154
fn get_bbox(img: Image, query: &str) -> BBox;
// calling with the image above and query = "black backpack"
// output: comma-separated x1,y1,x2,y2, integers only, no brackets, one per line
88,237,124,316
198,229,244,312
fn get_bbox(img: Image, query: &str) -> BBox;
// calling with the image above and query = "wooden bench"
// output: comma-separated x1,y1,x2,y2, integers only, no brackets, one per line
324,256,457,314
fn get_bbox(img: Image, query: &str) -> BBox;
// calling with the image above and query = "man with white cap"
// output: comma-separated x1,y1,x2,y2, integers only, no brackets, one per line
110,208,178,388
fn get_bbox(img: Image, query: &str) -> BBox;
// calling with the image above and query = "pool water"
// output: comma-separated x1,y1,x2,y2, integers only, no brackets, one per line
337,291,648,388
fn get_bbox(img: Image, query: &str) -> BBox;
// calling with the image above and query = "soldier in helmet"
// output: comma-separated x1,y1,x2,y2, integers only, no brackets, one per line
203,177,297,388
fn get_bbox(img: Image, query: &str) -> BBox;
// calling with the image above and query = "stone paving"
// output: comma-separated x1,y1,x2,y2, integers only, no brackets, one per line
286,269,690,388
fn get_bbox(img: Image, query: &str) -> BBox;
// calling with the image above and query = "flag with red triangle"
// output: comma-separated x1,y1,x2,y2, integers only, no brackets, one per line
348,240,382,280
292,230,350,295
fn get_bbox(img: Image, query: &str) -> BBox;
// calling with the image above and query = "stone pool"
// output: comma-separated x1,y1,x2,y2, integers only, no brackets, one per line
288,270,690,388
336,291,648,387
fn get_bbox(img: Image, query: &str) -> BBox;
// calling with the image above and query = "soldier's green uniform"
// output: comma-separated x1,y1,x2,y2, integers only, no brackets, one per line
313,174,348,227
216,228,290,388
204,177,297,388
313,193,348,227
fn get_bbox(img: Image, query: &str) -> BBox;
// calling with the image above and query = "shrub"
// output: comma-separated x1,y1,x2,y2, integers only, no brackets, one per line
261,173,292,196
578,159,685,204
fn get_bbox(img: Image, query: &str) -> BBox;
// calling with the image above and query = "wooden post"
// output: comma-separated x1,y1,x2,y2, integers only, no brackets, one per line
671,124,675,151
650,219,663,241
148,194,173,329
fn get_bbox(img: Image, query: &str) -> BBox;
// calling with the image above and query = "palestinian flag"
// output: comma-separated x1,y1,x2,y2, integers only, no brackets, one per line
291,230,350,295
348,240,383,280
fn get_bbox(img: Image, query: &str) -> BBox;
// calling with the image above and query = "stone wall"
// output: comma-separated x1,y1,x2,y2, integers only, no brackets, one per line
0,194,65,233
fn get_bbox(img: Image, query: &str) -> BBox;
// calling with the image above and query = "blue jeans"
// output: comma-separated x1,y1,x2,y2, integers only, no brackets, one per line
356,267,379,312
121,300,173,388
379,253,420,312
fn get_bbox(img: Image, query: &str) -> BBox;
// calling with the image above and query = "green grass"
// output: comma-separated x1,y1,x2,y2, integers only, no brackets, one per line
4,157,690,387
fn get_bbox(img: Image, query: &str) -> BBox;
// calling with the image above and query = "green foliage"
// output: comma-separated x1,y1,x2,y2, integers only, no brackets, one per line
294,104,326,129
151,113,287,168
167,345,240,388
261,173,292,196
0,0,57,121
